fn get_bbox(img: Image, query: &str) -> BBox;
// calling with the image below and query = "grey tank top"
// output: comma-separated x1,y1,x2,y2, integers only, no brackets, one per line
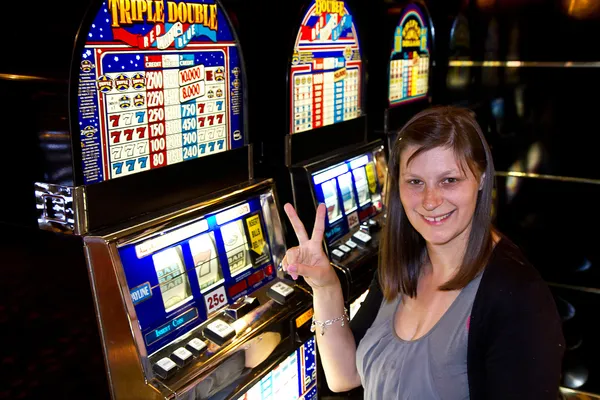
356,272,482,400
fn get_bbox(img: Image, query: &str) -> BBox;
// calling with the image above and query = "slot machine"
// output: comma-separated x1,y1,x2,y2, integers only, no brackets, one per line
233,0,388,317
366,0,435,148
0,0,317,399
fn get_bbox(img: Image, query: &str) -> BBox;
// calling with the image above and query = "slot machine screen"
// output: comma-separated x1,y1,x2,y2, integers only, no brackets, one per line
233,336,317,400
290,0,363,134
75,0,245,184
389,3,430,107
118,195,276,355
311,146,387,246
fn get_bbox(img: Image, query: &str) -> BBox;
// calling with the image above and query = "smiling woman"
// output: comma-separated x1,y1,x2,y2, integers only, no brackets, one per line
381,106,494,299
281,105,565,399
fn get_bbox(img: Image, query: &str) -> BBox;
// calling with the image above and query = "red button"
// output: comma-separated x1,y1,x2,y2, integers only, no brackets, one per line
228,280,247,297
265,264,274,276
247,270,265,287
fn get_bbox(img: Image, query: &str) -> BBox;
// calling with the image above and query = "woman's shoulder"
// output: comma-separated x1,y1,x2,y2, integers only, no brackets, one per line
475,235,556,314
481,235,545,291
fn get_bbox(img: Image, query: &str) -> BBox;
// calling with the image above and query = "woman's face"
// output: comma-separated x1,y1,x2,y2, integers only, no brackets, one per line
399,145,481,248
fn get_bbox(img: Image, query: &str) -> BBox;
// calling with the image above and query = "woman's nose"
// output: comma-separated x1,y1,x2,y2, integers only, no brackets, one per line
422,186,443,211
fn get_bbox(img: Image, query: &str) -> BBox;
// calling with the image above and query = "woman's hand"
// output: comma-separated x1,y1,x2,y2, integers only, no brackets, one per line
282,203,339,290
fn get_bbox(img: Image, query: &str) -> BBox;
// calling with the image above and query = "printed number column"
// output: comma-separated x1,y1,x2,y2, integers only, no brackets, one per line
178,54,199,161
145,55,167,170
334,58,344,123
402,56,409,100
161,55,184,165
312,71,323,129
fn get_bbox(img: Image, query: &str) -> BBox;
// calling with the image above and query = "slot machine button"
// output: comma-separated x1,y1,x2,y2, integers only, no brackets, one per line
203,319,236,346
225,296,260,319
153,357,178,380
359,222,372,235
186,338,207,357
368,219,380,231
267,281,295,305
352,231,372,246
331,248,346,263
345,240,358,249
338,244,352,253
171,347,193,368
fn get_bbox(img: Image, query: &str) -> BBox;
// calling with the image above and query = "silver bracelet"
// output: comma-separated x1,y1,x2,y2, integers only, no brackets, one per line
310,308,350,336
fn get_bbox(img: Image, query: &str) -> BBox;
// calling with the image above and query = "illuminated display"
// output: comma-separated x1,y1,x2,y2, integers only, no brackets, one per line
152,246,193,312
189,232,223,291
76,0,244,184
221,220,253,276
117,197,274,354
337,172,357,213
312,147,387,245
389,4,430,106
234,337,317,400
144,307,198,346
290,0,362,134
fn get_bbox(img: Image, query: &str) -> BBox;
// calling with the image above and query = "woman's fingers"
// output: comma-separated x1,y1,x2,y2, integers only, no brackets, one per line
287,262,316,281
311,203,326,244
284,246,319,281
283,247,301,280
285,246,302,266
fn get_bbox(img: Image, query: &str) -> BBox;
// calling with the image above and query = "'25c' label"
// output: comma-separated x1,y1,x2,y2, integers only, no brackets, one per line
204,285,228,315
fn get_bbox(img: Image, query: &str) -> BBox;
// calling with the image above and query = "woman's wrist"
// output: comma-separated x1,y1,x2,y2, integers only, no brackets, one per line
312,280,346,321
312,279,342,297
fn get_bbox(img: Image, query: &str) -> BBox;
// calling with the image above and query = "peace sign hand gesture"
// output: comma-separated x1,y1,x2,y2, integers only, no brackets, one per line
282,203,340,290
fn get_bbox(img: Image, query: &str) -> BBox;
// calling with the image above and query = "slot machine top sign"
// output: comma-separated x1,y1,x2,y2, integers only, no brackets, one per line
389,3,430,107
77,0,244,184
290,0,363,134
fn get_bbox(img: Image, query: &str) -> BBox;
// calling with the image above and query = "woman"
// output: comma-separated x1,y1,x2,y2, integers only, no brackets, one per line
282,106,564,399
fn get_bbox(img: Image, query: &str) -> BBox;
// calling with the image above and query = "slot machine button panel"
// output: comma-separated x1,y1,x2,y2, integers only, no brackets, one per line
368,219,380,231
352,231,372,246
186,338,207,357
331,248,346,263
338,244,352,253
267,282,295,305
171,347,194,368
226,296,260,320
345,240,358,249
359,222,372,235
153,357,178,379
204,319,236,346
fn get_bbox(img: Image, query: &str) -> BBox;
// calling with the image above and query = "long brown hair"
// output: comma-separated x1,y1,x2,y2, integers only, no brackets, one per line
379,106,495,300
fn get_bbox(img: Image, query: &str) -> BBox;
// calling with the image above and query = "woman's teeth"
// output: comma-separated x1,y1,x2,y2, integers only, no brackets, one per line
424,211,453,222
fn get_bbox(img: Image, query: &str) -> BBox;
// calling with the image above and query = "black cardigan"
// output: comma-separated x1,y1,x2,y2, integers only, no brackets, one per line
350,238,565,399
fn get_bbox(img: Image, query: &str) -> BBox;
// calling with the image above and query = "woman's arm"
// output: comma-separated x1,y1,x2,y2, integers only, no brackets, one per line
476,278,565,399
312,283,362,392
282,203,362,392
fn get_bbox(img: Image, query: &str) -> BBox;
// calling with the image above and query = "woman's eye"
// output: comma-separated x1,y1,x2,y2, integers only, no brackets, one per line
408,179,422,185
444,178,458,184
